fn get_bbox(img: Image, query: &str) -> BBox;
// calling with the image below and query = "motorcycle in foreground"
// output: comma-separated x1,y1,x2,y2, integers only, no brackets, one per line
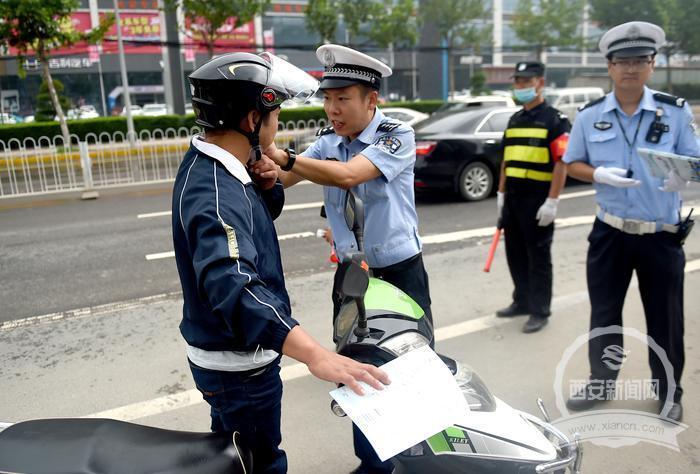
329,190,582,474
0,418,251,474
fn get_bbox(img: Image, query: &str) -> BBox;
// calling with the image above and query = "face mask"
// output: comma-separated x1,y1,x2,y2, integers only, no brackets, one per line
513,87,537,104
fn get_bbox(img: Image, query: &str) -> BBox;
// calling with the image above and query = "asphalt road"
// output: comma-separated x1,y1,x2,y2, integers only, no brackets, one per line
0,179,662,323
1,183,700,472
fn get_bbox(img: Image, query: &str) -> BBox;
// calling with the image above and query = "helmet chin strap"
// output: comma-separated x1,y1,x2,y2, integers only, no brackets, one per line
236,113,265,164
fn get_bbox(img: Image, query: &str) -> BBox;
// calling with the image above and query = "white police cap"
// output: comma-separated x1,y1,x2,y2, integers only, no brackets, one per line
598,21,665,59
316,44,392,90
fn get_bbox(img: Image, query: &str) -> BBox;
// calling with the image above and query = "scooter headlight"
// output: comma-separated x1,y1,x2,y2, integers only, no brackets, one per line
379,332,429,357
454,362,497,412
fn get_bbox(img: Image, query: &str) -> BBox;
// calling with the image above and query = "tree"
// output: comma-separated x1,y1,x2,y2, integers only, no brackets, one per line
588,0,669,30
0,0,112,144
306,0,419,50
421,0,490,96
35,78,71,122
367,0,420,49
470,70,489,96
673,0,700,55
167,0,271,59
511,0,585,62
306,0,338,44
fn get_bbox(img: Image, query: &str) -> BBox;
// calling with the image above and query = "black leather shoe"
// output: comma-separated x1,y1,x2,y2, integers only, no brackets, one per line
496,303,529,317
522,315,548,333
660,401,683,422
566,382,613,411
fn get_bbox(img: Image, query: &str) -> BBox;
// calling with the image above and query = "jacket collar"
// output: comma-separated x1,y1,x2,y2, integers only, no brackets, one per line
192,135,251,184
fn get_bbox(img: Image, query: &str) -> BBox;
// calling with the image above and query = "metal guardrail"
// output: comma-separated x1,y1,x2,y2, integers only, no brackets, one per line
0,119,327,199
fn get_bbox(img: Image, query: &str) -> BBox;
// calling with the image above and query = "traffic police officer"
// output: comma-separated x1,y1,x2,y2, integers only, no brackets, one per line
266,44,431,474
172,52,389,473
496,61,571,333
563,21,699,422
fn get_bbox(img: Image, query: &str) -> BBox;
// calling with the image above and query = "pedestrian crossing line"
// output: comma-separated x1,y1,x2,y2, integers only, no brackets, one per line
80,258,700,422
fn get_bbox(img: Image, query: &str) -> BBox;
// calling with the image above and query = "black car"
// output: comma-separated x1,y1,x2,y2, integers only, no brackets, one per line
413,106,520,201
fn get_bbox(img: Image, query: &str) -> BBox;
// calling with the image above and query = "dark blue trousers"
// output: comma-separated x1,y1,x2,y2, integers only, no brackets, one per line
586,219,685,402
189,360,287,474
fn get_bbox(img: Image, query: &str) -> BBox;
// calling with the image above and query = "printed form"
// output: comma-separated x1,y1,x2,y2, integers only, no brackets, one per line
329,346,469,461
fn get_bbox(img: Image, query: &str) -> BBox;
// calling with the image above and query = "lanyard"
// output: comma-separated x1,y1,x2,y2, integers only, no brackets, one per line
613,109,645,154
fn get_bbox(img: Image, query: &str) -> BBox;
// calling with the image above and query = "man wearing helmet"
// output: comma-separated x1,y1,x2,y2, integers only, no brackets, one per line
265,44,430,474
172,52,389,473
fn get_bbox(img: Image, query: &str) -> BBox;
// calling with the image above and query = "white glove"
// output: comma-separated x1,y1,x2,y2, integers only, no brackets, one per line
536,197,559,227
659,170,688,192
497,191,505,218
593,166,641,188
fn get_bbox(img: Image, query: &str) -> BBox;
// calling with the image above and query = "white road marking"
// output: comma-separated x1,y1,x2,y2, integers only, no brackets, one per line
136,187,593,219
137,199,323,219
79,260,699,422
559,189,596,200
146,251,175,261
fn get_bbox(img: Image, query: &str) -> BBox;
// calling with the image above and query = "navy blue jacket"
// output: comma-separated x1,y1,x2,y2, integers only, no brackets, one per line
172,136,298,354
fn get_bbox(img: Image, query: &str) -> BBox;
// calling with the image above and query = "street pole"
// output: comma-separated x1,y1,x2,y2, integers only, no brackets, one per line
89,0,108,116
114,0,136,145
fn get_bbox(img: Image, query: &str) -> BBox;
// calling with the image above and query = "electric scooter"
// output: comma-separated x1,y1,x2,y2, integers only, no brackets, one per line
0,417,252,473
330,190,583,474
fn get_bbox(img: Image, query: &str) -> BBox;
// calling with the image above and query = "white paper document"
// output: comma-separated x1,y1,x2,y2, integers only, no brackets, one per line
637,147,700,183
329,346,468,462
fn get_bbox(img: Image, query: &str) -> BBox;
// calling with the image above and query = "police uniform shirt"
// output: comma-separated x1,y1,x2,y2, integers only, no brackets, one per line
302,108,421,268
503,101,571,192
563,86,700,226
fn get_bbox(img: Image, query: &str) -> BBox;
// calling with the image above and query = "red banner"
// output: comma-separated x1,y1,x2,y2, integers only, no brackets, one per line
183,17,257,55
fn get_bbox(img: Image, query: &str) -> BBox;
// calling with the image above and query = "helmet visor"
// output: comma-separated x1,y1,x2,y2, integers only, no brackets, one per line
259,52,319,108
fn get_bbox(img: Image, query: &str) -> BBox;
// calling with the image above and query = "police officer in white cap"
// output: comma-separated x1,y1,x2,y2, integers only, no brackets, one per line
563,21,699,422
265,44,431,473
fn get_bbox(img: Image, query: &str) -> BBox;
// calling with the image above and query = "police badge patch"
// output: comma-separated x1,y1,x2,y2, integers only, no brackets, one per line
374,136,402,154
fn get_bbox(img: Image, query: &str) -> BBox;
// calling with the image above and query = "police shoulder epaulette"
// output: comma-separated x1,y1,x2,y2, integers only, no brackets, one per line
377,121,402,133
316,125,335,136
577,95,605,112
653,92,686,108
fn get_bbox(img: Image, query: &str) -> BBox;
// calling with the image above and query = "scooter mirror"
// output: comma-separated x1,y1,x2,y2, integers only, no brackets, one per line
343,191,364,233
339,260,369,299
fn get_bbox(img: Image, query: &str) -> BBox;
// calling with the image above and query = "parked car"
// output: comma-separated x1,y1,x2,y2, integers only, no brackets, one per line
413,106,520,201
0,113,18,124
142,103,168,116
543,87,605,120
76,105,99,119
120,104,143,116
434,95,516,114
381,107,429,126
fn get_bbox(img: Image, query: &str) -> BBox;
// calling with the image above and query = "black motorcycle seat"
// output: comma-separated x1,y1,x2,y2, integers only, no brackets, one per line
0,418,252,474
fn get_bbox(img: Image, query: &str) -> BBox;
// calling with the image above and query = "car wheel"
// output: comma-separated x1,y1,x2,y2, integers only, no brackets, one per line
457,161,493,201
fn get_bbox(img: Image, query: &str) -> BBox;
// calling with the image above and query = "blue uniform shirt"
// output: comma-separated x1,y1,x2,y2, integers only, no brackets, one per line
564,86,700,226
302,108,421,268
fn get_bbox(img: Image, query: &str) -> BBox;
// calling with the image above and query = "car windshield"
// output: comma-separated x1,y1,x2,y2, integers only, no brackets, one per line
414,111,486,134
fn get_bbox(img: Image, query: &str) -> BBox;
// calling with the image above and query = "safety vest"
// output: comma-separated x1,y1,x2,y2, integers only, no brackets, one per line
502,103,570,192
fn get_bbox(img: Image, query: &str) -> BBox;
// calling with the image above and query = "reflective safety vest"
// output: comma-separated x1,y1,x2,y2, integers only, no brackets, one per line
502,102,571,192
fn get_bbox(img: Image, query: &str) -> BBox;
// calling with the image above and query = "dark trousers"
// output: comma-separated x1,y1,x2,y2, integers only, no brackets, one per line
189,360,287,474
503,192,553,317
586,219,685,402
333,252,433,328
333,252,432,473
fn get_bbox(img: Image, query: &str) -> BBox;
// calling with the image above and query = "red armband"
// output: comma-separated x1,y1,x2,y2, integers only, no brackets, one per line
550,133,569,162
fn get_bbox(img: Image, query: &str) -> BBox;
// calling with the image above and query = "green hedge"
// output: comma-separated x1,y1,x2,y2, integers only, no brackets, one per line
0,101,444,143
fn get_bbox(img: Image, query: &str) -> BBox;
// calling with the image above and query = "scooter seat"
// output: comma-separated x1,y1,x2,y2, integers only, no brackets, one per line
0,418,252,474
